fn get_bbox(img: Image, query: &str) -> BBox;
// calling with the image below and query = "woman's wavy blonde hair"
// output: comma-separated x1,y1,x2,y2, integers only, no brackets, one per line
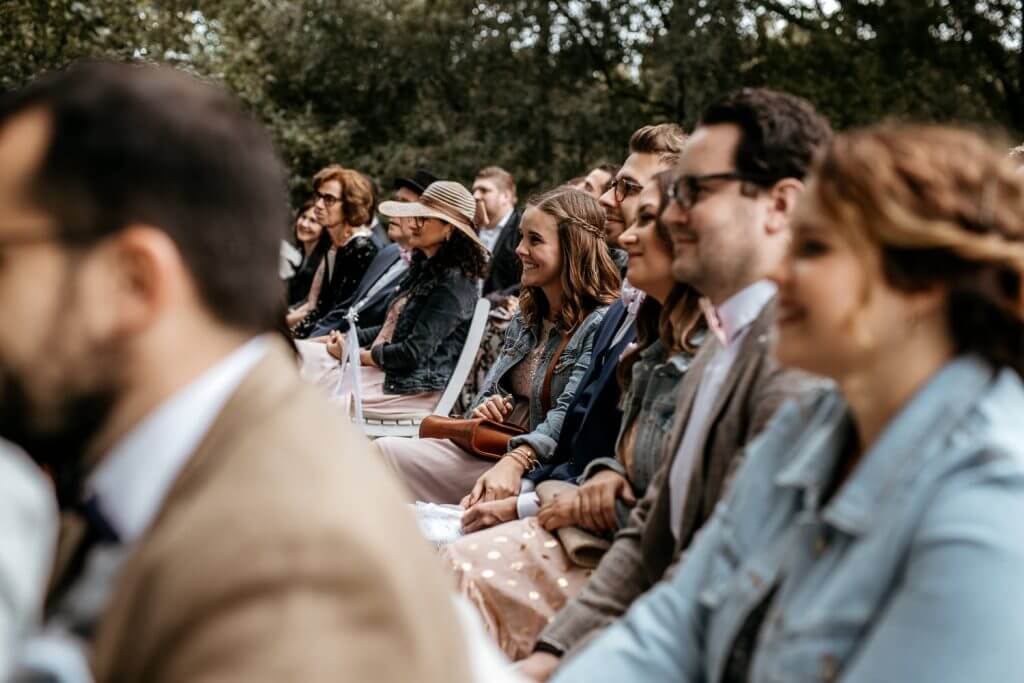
519,187,621,331
806,123,1024,374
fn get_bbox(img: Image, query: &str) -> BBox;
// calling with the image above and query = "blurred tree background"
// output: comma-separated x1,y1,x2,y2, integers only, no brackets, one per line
1,0,1021,206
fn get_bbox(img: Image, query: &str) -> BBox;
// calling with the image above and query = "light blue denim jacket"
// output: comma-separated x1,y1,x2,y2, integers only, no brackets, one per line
470,306,608,462
554,355,1024,683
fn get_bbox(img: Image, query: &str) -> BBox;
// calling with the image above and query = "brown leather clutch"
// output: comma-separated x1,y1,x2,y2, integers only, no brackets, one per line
418,416,527,460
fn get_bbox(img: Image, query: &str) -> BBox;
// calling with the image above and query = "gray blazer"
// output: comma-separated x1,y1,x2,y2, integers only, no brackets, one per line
537,297,830,657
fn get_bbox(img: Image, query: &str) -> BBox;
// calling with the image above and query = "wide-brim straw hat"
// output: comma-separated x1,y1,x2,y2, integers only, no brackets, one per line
379,180,487,251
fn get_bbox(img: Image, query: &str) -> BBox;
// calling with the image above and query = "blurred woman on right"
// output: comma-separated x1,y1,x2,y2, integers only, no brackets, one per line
551,124,1024,682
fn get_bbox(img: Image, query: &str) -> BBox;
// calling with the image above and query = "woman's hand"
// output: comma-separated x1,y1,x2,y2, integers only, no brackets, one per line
472,395,512,422
516,652,561,682
359,348,377,367
461,497,518,533
285,304,310,328
461,456,526,508
537,489,580,532
576,470,635,533
326,331,346,360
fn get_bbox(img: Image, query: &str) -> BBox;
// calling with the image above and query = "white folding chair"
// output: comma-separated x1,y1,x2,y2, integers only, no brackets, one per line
356,298,491,438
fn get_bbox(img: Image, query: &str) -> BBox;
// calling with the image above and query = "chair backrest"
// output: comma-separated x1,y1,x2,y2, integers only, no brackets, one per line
432,298,491,417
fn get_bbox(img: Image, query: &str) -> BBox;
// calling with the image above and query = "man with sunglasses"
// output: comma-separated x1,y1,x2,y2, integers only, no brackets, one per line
521,90,832,682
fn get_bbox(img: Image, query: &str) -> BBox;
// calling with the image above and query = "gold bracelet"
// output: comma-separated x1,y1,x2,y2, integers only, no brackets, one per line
506,446,538,471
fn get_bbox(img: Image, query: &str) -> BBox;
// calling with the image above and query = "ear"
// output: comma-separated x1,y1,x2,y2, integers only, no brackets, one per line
103,225,184,337
765,178,805,236
907,282,949,321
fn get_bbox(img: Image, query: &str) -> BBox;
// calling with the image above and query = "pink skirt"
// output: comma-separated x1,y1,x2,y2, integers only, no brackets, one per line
374,437,496,504
443,518,591,660
295,340,439,416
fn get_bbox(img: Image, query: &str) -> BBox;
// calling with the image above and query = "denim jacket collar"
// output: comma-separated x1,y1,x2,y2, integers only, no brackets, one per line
776,354,995,536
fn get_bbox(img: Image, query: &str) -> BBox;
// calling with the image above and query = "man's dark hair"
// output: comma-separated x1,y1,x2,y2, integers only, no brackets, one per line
0,60,288,332
699,88,832,185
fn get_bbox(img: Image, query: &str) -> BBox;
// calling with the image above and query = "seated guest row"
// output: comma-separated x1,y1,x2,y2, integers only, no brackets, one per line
7,59,1024,683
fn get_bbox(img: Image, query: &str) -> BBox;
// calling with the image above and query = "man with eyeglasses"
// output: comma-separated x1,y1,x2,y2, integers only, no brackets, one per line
521,90,833,682
597,128,679,276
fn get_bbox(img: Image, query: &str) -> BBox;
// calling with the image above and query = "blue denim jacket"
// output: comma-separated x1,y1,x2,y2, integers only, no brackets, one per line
579,339,697,527
470,306,608,462
554,355,1024,683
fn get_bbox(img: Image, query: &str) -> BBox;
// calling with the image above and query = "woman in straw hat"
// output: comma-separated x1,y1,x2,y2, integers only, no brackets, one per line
553,124,1024,682
304,180,489,415
374,186,621,507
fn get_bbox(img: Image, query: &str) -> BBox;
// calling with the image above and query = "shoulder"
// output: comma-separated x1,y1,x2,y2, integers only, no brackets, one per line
137,378,434,597
575,305,610,337
930,368,1024,496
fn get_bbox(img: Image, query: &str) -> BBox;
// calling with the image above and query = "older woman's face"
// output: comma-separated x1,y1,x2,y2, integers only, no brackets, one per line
770,182,944,380
314,179,343,228
294,208,322,244
619,180,674,303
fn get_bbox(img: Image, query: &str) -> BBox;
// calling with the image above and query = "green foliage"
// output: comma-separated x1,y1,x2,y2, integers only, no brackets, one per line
2,0,1021,207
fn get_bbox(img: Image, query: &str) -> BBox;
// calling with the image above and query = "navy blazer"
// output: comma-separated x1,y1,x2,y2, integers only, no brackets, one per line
308,243,405,338
525,298,636,483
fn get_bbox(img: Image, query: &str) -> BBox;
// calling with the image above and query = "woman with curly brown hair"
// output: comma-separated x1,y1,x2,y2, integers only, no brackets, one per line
375,186,621,504
554,123,1024,682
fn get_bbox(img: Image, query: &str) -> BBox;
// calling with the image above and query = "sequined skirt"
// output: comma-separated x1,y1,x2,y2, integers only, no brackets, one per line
442,518,592,660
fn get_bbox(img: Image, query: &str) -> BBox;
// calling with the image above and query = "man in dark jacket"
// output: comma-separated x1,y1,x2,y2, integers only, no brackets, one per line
473,166,522,305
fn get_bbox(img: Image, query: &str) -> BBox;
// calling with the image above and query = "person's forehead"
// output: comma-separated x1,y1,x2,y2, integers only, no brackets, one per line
618,152,663,186
0,108,53,223
678,124,740,174
319,179,342,196
637,179,661,206
521,206,555,231
473,178,498,192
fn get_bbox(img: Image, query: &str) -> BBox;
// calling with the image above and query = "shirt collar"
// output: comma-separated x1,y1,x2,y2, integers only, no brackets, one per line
715,280,777,344
86,336,270,543
488,209,514,232
777,355,995,536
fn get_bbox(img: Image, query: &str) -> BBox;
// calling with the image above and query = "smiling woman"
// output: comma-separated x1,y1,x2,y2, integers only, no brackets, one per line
374,186,620,508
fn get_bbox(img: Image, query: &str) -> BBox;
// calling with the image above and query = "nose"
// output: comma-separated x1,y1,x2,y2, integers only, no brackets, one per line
514,238,528,259
473,189,484,200
598,186,617,213
660,200,687,232
766,249,793,288
618,225,638,246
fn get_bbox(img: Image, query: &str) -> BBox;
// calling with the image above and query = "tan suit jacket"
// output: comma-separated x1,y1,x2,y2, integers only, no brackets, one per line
87,339,471,682
538,297,830,656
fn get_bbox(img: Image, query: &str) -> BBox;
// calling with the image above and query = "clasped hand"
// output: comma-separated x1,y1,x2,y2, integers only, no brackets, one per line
537,469,636,534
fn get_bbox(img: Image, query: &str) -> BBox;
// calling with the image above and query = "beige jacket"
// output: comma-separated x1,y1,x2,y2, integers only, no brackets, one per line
84,340,471,682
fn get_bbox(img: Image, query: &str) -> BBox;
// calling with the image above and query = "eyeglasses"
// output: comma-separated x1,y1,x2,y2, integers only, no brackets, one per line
411,215,447,229
609,177,644,203
314,191,341,208
667,171,776,210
